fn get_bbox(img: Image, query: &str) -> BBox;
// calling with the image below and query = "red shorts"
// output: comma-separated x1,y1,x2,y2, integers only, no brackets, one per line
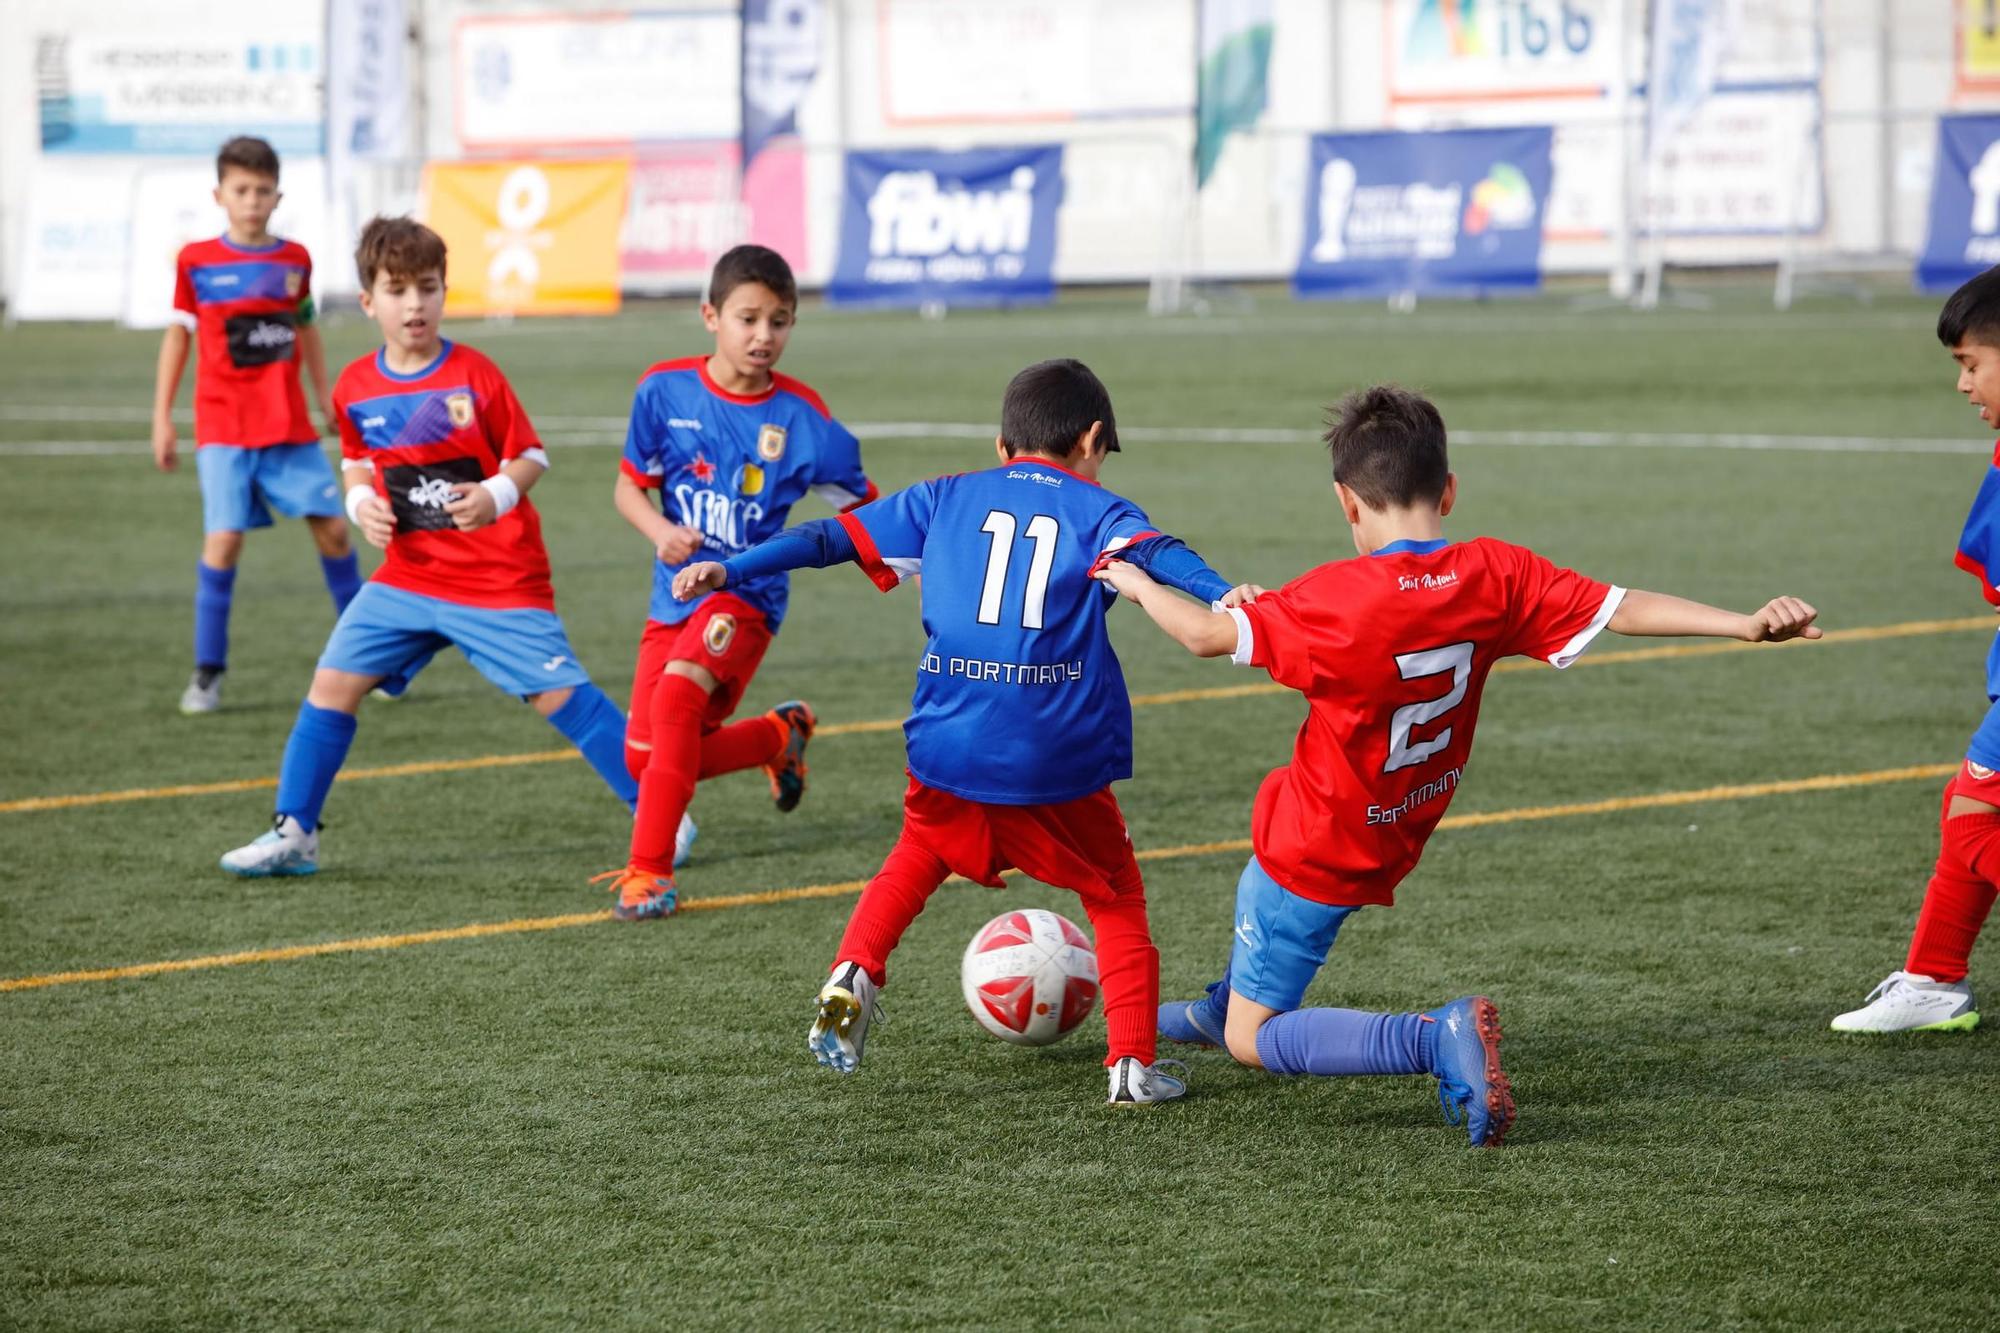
627,592,774,745
895,776,1143,905
1948,758,2000,808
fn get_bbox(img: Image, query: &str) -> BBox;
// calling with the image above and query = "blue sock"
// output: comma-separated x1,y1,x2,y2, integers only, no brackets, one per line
1254,1008,1438,1077
1188,962,1234,1032
193,562,236,671
320,552,362,615
547,684,640,812
274,702,359,830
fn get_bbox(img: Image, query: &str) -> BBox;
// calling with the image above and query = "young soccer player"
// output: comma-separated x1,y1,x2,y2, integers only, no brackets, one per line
217,218,637,876
595,245,876,921
1831,267,2000,1033
152,136,357,716
673,358,1259,1105
1097,385,1820,1143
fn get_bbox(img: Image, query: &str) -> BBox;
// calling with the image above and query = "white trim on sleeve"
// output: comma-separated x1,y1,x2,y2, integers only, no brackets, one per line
166,309,198,331
1226,606,1255,666
1548,585,1626,669
810,481,862,510
518,447,551,469
883,556,922,584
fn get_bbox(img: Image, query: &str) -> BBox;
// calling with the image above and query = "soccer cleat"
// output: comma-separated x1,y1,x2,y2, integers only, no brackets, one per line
180,668,224,715
762,701,816,813
219,814,318,878
1830,971,1979,1034
1157,978,1230,1047
591,867,679,921
1106,1057,1190,1106
674,813,698,870
1425,996,1514,1148
808,961,880,1074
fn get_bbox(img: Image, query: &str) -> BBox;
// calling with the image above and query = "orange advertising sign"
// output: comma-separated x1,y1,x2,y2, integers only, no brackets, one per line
422,159,629,316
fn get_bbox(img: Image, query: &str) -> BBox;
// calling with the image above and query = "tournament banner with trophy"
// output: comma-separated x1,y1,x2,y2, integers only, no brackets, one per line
1293,126,1553,300
828,145,1064,309
1917,115,2000,293
422,159,629,317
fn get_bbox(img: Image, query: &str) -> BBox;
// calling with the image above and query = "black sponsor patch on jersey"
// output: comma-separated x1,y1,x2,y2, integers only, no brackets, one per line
383,456,484,532
224,311,298,367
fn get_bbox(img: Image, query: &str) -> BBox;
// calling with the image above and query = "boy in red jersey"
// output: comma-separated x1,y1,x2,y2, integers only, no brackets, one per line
151,136,358,716
594,246,876,921
1098,385,1820,1146
217,218,638,877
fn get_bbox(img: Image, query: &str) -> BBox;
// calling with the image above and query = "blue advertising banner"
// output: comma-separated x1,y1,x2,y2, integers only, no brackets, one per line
830,146,1064,308
1294,126,1553,300
1918,115,2000,293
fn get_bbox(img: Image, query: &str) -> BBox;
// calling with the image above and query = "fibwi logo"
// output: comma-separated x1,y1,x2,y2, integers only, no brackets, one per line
865,167,1038,283
1463,164,1536,235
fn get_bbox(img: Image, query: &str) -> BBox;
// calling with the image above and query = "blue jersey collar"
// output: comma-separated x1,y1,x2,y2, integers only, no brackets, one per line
375,340,454,383
1371,537,1449,558
219,232,285,254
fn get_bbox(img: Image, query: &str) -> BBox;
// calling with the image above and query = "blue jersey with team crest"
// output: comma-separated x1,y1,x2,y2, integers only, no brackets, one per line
620,357,874,628
837,457,1166,805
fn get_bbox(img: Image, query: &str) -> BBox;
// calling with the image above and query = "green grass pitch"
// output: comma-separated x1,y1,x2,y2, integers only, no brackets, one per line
4,280,1999,1329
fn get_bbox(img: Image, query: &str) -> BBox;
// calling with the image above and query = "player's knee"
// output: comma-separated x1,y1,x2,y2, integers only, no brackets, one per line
201,531,245,568
527,686,573,718
307,515,352,558
662,658,719,692
1223,1011,1267,1069
625,740,651,781
305,668,372,714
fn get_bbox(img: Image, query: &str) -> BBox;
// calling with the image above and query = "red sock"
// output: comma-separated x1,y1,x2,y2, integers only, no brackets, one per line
1907,813,2000,982
1080,877,1159,1067
699,714,785,779
835,839,951,986
629,675,707,875
624,741,650,782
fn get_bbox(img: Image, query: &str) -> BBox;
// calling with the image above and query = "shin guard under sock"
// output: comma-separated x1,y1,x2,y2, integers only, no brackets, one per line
1254,1008,1435,1077
629,675,707,874
273,702,358,830
194,562,236,671
547,684,640,812
320,552,362,616
835,840,953,986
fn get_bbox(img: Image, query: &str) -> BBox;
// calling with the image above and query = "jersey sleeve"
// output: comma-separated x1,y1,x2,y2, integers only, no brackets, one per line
1498,544,1626,668
1232,581,1319,692
835,480,939,592
333,374,368,466
807,415,878,512
479,363,545,467
1094,498,1162,560
169,250,197,331
619,380,667,490
296,251,316,326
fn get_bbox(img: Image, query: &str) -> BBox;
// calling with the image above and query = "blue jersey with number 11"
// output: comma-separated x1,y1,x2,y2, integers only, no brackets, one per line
837,457,1165,805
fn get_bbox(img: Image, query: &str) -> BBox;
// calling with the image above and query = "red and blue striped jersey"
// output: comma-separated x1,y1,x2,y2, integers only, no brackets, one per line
170,234,316,447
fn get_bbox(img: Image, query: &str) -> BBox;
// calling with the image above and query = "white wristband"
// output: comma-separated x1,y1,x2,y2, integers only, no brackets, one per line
345,484,376,524
479,472,521,518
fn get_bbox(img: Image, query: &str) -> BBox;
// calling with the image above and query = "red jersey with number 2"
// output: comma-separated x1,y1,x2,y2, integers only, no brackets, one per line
1230,537,1622,908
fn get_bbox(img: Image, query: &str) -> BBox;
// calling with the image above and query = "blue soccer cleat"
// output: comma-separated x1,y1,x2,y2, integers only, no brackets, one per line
762,701,816,813
673,813,698,870
1158,976,1230,1047
219,814,318,878
1425,995,1515,1148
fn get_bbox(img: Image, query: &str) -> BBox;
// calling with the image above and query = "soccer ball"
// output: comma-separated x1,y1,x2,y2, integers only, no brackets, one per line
960,909,1099,1046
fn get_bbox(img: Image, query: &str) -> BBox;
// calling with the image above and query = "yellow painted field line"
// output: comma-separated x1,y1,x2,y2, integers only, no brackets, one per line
0,615,1986,818
0,759,1957,995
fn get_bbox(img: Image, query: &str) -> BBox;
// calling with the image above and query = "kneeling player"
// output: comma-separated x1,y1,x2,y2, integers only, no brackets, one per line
1098,385,1820,1144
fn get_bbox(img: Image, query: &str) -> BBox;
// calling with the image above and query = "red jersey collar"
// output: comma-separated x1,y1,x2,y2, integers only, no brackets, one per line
696,356,778,406
998,454,1099,487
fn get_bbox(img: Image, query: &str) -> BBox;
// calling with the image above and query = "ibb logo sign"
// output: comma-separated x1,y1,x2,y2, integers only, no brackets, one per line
490,166,551,290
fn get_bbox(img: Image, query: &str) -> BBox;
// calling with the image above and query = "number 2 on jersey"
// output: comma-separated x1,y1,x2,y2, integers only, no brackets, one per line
1383,641,1473,774
976,511,1061,629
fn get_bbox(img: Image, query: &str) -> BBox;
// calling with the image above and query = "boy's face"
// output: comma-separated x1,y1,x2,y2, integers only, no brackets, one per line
214,167,280,238
702,282,794,382
359,269,446,359
1950,337,2000,428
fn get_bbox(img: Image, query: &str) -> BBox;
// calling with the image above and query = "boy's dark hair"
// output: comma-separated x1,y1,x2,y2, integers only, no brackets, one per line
1323,385,1449,509
1937,266,2000,348
355,216,448,290
999,359,1120,458
216,136,280,182
708,244,797,309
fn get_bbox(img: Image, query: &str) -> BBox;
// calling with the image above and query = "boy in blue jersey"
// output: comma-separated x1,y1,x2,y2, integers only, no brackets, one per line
596,245,876,921
674,359,1258,1104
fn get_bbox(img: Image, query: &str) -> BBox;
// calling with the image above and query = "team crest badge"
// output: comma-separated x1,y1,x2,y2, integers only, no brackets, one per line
704,614,737,656
284,270,303,298
446,393,474,428
740,463,766,496
757,424,787,461
1969,761,1995,781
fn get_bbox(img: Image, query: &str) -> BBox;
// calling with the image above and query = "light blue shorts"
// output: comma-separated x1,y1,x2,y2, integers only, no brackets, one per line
197,441,342,533
1227,855,1360,1012
319,582,594,699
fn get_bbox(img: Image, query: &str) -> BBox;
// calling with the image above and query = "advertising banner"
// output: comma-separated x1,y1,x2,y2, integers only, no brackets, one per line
1294,127,1553,299
1959,0,2000,96
11,161,139,320
423,160,630,316
829,146,1064,309
328,0,408,163
621,146,808,291
122,165,333,329
1918,116,2000,293
742,0,822,171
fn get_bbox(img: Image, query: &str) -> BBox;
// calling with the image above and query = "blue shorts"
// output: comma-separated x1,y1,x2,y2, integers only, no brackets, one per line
1228,855,1360,1012
197,442,342,533
320,583,594,698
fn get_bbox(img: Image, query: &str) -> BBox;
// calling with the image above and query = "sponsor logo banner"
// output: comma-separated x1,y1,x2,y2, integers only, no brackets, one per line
1919,115,2000,293
620,146,807,287
424,160,629,317
742,0,822,170
1294,127,1552,299
830,145,1064,309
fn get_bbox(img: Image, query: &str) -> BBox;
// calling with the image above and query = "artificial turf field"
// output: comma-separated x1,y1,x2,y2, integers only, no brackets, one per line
4,280,2000,1329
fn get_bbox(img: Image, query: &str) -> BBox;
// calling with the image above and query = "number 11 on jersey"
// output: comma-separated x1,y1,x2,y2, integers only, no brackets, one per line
977,510,1060,630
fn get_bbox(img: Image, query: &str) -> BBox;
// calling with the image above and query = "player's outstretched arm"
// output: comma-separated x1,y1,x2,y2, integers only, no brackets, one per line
151,324,191,472
1095,560,1239,657
1608,590,1822,643
671,518,862,602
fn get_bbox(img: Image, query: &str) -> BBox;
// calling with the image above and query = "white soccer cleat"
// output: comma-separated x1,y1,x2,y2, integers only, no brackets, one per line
219,814,319,878
673,813,698,869
1831,971,1979,1034
179,668,224,715
1107,1057,1189,1106
808,961,880,1074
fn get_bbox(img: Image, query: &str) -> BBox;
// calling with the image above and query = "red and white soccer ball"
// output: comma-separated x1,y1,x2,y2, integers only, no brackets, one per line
960,909,1099,1046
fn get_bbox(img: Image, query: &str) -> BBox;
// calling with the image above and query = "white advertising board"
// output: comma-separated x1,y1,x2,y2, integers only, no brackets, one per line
12,160,137,320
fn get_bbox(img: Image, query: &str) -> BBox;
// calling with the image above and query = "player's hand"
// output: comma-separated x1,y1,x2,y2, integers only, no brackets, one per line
1092,559,1154,602
655,524,703,565
1219,583,1266,609
151,418,178,472
673,562,728,600
1747,596,1822,643
354,494,395,549
445,481,498,531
